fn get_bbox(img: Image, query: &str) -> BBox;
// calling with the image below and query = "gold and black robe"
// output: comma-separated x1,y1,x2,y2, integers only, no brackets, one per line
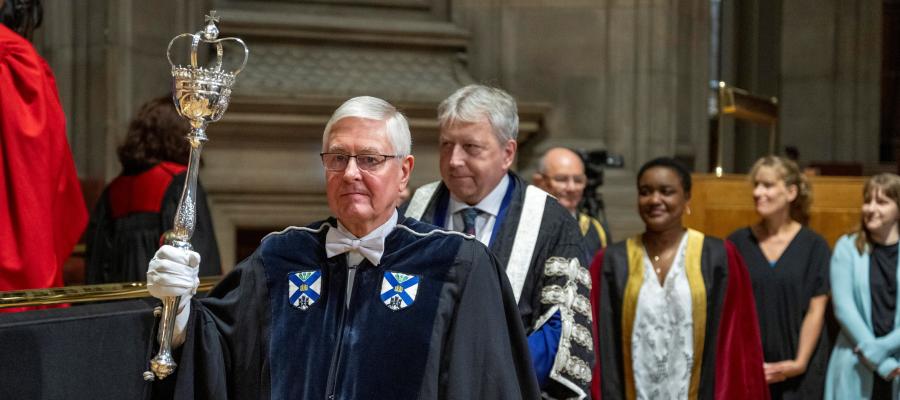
590,229,769,400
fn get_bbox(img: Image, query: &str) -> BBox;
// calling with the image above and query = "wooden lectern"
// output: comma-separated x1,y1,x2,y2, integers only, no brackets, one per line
684,173,867,247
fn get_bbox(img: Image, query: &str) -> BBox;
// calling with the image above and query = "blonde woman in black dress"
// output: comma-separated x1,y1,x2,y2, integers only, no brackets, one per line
728,156,831,399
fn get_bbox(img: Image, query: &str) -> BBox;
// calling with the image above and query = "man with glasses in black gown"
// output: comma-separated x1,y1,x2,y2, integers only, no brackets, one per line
144,96,540,399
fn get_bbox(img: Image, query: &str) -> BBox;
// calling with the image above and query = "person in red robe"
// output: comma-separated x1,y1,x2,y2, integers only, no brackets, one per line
0,0,87,306
590,157,768,400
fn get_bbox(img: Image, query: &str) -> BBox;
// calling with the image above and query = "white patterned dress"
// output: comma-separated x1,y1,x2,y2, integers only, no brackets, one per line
631,234,694,400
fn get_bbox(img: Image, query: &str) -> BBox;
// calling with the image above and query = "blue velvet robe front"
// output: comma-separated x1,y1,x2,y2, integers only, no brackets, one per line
159,215,540,400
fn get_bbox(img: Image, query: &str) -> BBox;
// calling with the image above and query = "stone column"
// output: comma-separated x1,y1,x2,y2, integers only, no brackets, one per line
605,0,710,170
453,0,711,240
37,0,206,182
775,0,879,166
831,0,881,163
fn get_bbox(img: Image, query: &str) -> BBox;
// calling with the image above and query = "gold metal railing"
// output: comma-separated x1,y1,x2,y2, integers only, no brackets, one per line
0,276,221,309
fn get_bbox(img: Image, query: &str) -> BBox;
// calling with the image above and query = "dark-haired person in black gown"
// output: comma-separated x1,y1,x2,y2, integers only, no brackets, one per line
728,156,830,399
85,97,221,284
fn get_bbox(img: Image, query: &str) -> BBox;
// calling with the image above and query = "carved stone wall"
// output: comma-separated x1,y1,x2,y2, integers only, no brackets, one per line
36,0,885,267
235,45,466,99
199,6,546,268
37,0,550,270
451,0,710,239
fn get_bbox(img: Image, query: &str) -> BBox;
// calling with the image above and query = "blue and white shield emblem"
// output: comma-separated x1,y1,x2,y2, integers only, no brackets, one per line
380,271,420,311
288,270,321,310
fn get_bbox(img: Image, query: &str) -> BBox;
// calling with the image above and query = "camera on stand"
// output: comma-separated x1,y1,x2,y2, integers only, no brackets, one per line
576,149,624,226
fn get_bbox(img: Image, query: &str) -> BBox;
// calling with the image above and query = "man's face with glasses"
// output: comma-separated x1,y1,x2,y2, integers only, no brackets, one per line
322,117,413,236
533,148,587,214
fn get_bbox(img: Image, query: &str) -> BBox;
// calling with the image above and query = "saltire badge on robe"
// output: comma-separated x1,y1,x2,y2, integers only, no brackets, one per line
380,271,420,311
288,270,321,310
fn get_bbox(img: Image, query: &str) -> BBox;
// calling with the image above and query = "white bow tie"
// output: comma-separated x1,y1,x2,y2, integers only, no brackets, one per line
325,225,385,266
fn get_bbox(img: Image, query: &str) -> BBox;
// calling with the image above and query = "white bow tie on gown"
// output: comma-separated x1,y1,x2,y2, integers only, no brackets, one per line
324,225,385,266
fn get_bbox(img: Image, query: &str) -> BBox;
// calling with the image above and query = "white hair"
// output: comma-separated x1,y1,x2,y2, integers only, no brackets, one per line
437,84,519,144
322,96,411,157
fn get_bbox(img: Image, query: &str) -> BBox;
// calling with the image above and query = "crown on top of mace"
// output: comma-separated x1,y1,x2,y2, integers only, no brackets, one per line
165,10,249,132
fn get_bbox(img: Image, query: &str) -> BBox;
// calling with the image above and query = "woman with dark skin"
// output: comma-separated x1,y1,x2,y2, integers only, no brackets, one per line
591,157,768,400
728,156,830,399
637,163,687,284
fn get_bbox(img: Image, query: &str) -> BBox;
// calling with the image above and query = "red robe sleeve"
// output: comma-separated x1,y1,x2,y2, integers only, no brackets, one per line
0,25,87,301
714,241,769,399
589,249,605,400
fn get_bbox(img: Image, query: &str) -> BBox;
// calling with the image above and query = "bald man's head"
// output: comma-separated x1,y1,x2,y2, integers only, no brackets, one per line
533,147,587,214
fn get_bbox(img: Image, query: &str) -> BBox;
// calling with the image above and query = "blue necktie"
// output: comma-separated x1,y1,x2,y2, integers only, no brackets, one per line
460,207,480,236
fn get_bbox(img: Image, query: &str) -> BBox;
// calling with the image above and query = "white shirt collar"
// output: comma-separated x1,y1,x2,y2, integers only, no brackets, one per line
448,174,510,217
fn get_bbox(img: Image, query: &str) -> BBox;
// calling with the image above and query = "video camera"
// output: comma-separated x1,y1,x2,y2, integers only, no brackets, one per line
575,149,624,223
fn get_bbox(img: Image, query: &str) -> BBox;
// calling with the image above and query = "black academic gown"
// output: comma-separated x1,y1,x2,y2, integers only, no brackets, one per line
159,215,540,400
404,172,594,399
579,212,608,261
85,162,221,284
728,227,832,400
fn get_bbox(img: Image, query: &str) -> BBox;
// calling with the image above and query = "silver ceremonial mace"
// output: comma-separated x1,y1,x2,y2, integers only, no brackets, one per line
145,10,248,381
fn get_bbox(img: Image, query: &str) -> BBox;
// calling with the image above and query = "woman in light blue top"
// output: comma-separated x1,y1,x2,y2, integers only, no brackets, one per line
826,173,900,400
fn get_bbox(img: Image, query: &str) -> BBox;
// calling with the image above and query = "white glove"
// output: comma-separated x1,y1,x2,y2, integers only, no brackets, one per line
147,245,201,299
147,245,201,347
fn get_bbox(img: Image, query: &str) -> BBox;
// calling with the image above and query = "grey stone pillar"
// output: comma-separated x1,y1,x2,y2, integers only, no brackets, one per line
725,0,881,170
605,0,710,171
36,0,206,182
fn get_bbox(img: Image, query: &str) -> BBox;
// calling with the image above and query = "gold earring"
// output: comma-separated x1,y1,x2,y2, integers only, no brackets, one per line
686,206,692,215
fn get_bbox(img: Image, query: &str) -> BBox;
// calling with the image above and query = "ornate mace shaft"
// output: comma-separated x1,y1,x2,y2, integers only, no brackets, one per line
146,11,247,381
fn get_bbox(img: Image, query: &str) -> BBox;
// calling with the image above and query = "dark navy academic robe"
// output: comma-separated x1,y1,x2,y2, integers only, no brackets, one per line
591,231,769,400
159,215,540,400
404,172,594,399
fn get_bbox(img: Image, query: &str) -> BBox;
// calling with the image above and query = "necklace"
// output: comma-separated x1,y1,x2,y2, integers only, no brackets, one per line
651,255,663,274
645,229,686,278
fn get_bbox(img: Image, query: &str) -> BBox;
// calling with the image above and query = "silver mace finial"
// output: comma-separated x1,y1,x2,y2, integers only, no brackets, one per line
203,11,220,40
145,10,248,381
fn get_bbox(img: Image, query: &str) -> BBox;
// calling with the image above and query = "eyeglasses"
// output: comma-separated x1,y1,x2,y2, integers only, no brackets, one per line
320,153,397,171
544,174,587,186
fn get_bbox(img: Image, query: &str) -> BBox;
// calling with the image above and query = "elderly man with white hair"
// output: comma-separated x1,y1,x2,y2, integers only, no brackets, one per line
404,85,594,399
145,96,540,399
